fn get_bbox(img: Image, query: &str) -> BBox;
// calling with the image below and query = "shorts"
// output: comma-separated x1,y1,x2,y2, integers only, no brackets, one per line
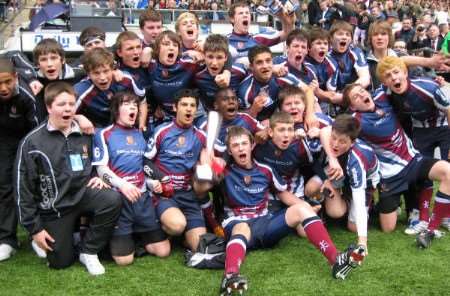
224,210,293,250
113,192,162,236
412,126,450,160
378,155,438,214
155,190,205,231
110,229,167,257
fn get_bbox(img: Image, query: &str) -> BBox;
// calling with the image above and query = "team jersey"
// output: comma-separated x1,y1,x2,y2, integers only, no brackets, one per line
145,120,206,190
118,63,152,90
273,56,317,85
194,63,247,111
238,73,303,121
340,139,379,191
328,46,368,91
383,78,450,128
352,89,418,179
253,139,314,198
198,112,264,153
147,56,201,115
92,124,147,191
228,30,281,62
75,74,145,127
221,160,287,227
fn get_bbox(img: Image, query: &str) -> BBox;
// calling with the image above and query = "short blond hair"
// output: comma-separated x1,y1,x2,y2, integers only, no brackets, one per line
376,56,407,81
175,12,199,33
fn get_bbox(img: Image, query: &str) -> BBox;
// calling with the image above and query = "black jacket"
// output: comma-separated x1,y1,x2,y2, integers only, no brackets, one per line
14,122,94,235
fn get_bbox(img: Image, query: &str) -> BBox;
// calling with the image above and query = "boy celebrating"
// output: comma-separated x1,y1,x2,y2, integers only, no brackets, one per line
93,92,170,265
75,48,146,128
139,8,163,48
15,82,121,275
217,126,364,295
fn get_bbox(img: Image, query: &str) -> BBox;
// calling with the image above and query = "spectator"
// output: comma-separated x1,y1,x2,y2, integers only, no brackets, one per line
424,23,444,51
395,16,416,44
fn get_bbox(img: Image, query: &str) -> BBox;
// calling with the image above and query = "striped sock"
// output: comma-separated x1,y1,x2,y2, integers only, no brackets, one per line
428,191,450,231
302,216,338,265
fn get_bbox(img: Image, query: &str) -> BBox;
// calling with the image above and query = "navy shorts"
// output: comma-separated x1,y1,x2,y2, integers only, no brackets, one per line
114,192,162,236
412,126,450,160
224,210,293,250
378,155,438,213
155,190,205,231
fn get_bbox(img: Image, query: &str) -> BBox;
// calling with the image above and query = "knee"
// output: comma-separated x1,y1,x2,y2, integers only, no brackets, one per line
163,218,187,236
231,222,251,237
325,206,346,219
146,241,171,258
113,255,134,266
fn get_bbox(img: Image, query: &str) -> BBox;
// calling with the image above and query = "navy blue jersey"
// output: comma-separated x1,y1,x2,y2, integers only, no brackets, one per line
145,120,206,190
253,139,314,197
228,30,281,62
304,55,338,91
353,89,418,180
92,124,147,190
221,161,286,227
118,63,152,90
148,57,201,115
194,63,247,111
273,56,317,85
75,74,145,127
328,47,368,91
238,74,303,121
384,78,450,128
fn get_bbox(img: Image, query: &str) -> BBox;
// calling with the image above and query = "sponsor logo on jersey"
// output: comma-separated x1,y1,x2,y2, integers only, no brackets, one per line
274,149,282,157
177,135,186,147
126,136,135,145
162,69,169,78
82,144,89,159
375,108,385,117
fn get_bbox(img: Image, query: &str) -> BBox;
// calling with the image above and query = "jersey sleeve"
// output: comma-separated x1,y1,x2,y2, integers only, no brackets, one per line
433,85,450,111
253,30,282,47
348,151,367,190
92,129,109,166
277,73,307,88
352,47,369,71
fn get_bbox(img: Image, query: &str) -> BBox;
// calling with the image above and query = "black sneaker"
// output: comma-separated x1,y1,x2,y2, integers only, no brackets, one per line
416,230,434,249
219,273,248,296
332,244,365,280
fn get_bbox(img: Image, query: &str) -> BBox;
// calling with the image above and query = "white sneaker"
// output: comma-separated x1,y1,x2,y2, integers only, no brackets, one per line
79,253,105,276
441,217,450,232
0,243,16,261
31,240,47,258
405,220,429,235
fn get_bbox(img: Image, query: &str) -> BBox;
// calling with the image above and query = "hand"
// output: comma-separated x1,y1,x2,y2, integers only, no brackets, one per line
272,64,288,77
326,158,344,181
215,70,231,88
29,80,43,96
87,177,110,189
193,39,204,53
141,47,152,68
329,92,343,104
120,182,142,202
139,122,147,132
255,129,269,143
357,237,368,256
434,75,446,86
309,79,319,91
304,112,319,131
149,179,162,194
430,53,450,70
112,69,124,82
74,115,95,135
250,95,267,116
320,179,339,199
32,230,55,252
307,126,320,138
185,50,204,63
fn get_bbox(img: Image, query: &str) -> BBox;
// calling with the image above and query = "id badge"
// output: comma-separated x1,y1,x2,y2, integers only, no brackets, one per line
69,154,84,172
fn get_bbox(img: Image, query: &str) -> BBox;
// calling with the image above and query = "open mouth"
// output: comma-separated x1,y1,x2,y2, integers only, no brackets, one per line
242,20,249,26
318,51,325,57
62,115,71,120
187,30,194,36
47,69,56,75
282,140,289,146
394,82,401,89
185,113,192,120
238,153,247,161
98,81,109,88
168,53,175,59
132,56,140,62
295,55,303,62
210,66,219,73
290,110,299,117
364,97,371,104
339,41,347,47
129,112,136,121
226,106,237,114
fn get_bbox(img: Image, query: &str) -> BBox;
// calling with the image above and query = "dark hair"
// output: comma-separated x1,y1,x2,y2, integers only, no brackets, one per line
248,45,272,64
332,114,361,141
308,28,329,45
341,83,362,109
228,1,248,18
173,88,199,107
286,29,309,47
225,125,254,148
79,26,106,46
115,31,141,55
44,81,75,107
33,38,65,64
110,92,140,123
153,30,182,59
0,58,15,74
204,34,229,55
81,47,115,73
214,87,237,102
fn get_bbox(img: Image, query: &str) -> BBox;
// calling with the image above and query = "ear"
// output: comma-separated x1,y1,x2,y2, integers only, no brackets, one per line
172,103,177,113
268,127,274,138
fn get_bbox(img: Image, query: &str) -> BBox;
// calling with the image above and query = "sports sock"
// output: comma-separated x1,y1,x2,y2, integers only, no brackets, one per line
225,234,247,275
418,187,433,222
428,191,450,231
302,216,338,265
199,196,222,235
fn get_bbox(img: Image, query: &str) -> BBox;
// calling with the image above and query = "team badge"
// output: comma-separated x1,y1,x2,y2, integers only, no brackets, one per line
177,135,186,147
10,106,16,114
375,109,385,117
274,149,282,157
162,69,169,78
126,136,134,145
107,91,113,99
82,144,89,159
237,42,244,49
243,175,252,185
